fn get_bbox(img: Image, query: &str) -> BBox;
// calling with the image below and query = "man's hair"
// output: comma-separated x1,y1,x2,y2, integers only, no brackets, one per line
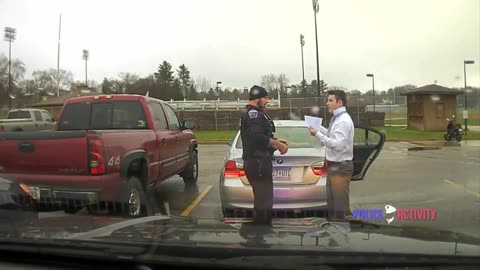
327,89,347,106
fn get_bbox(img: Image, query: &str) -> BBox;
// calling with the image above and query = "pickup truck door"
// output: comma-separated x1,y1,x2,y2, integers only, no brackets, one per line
149,101,176,180
32,111,44,131
40,111,55,130
162,104,187,174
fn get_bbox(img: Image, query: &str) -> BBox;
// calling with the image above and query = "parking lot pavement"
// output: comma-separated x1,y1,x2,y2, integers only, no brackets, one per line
41,142,480,237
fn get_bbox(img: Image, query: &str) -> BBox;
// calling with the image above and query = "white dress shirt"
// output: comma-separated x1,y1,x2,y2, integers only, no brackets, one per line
314,107,354,162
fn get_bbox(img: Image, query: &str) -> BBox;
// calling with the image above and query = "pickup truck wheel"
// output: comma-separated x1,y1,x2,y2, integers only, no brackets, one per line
182,150,198,185
120,176,153,217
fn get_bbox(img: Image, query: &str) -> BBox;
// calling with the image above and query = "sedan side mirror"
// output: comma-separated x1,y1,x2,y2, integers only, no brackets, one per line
227,140,233,146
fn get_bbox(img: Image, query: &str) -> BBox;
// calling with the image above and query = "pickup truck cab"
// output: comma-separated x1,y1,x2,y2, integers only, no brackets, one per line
0,109,56,132
0,94,198,217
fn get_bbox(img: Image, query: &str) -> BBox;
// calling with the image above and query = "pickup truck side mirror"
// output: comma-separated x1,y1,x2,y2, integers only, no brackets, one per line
227,140,233,146
182,120,195,130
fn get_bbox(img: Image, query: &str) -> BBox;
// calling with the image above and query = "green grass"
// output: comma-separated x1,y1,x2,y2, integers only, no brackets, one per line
194,130,237,141
384,118,408,125
372,126,480,141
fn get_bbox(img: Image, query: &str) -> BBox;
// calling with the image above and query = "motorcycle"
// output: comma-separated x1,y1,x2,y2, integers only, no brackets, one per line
444,115,463,142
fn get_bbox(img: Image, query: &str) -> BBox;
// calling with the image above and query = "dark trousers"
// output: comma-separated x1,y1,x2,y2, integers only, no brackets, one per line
326,160,353,221
244,158,273,225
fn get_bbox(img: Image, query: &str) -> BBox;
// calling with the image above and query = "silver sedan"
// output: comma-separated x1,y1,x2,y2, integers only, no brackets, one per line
219,120,385,218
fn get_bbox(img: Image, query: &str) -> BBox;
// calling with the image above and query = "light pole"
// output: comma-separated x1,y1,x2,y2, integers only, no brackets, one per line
463,60,475,134
57,14,62,96
300,34,306,104
366,74,375,112
4,27,16,110
312,0,321,98
82,49,89,87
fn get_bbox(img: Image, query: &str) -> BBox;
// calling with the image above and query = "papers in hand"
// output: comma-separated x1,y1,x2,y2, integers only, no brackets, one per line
304,115,323,131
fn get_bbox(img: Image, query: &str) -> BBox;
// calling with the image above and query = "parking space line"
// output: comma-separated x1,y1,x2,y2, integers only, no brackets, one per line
180,185,213,217
443,179,480,197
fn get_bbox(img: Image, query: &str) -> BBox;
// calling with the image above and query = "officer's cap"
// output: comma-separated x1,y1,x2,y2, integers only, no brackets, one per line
248,85,269,100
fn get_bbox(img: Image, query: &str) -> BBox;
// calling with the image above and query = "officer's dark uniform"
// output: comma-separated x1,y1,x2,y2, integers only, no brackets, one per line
240,86,276,226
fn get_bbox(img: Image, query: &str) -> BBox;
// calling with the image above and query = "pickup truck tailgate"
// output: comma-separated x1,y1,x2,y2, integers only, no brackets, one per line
0,131,89,175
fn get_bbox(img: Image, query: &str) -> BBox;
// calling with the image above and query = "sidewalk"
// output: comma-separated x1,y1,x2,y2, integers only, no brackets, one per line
468,125,480,132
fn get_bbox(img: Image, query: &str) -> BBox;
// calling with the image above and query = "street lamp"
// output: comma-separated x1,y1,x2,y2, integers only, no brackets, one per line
4,27,16,110
312,0,321,98
366,74,375,112
463,60,475,134
300,34,306,102
82,49,89,86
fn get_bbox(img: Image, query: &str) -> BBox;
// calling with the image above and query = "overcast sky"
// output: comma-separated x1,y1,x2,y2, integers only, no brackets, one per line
0,0,479,92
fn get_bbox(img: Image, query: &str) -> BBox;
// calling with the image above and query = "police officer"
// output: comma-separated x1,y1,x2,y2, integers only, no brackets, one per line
240,85,288,227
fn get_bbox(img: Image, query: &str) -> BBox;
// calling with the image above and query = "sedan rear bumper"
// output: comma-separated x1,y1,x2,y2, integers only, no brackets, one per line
220,176,327,210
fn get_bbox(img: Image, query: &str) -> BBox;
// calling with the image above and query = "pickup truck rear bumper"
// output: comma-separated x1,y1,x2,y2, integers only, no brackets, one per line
0,173,121,210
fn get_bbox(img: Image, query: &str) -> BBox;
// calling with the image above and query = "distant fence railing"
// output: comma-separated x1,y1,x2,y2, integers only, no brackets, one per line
165,98,280,110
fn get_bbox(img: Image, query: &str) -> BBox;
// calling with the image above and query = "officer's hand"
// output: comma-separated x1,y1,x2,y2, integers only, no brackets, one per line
277,142,288,155
308,128,318,136
278,139,288,146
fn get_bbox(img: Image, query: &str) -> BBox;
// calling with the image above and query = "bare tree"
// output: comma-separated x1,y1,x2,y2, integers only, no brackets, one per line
31,68,73,95
0,54,26,88
277,74,289,91
50,69,73,93
118,72,139,86
194,76,213,93
260,74,278,93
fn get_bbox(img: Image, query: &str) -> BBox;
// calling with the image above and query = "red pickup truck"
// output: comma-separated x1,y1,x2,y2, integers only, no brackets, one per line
0,94,198,217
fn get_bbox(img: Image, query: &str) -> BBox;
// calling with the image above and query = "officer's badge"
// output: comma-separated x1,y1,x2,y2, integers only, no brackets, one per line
248,110,258,119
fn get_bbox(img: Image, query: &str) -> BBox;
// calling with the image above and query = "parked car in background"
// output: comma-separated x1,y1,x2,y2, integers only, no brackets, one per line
220,120,385,218
0,108,56,132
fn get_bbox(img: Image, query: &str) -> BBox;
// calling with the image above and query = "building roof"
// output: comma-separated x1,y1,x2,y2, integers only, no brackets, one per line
400,84,465,96
32,90,101,107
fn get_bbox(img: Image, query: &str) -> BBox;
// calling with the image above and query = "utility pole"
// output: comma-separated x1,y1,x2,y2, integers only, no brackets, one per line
4,27,16,110
82,49,89,86
57,14,62,96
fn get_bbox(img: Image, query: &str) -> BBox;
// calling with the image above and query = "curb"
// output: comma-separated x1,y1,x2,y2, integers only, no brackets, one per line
198,141,229,145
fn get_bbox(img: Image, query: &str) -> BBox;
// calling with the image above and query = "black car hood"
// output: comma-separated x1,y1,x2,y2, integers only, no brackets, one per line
2,214,479,257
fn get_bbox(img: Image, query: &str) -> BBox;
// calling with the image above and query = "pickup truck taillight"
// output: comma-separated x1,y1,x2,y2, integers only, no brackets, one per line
88,138,105,175
224,160,245,178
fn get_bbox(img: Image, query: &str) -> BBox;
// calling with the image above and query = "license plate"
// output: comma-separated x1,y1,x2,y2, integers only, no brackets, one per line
273,167,291,179
29,186,40,200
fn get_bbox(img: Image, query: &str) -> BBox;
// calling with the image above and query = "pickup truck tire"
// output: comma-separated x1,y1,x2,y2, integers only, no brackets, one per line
182,150,198,185
118,176,153,217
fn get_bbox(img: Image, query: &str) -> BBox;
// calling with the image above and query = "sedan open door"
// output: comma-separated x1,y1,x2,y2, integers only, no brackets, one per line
352,126,386,181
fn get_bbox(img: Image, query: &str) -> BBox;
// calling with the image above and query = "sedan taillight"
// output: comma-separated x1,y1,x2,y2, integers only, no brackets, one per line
311,161,328,176
224,160,245,178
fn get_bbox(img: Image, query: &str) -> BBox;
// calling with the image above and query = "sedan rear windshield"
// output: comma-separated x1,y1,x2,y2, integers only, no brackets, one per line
236,126,323,149
58,101,149,130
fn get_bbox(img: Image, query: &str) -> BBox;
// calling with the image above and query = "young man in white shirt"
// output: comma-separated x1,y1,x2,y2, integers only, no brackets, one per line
308,90,354,222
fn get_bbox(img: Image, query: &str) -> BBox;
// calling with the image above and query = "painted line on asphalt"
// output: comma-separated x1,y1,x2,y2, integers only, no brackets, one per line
180,185,213,217
443,179,480,197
